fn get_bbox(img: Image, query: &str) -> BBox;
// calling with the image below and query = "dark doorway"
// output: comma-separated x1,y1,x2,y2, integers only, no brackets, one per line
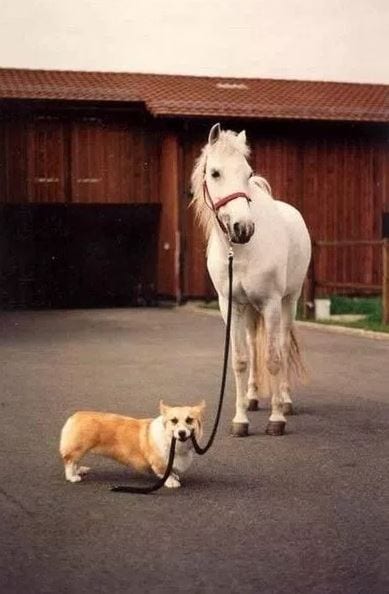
0,204,161,309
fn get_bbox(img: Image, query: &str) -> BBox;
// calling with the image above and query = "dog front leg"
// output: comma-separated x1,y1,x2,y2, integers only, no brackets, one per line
151,463,181,488
164,473,181,488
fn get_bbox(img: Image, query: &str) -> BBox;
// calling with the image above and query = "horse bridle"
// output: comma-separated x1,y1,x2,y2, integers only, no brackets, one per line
202,180,252,237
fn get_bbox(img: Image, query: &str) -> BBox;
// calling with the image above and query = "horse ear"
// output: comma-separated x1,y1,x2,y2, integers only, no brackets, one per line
237,130,246,145
208,123,221,145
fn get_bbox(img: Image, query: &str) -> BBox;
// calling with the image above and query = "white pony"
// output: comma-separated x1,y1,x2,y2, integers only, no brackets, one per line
191,123,311,436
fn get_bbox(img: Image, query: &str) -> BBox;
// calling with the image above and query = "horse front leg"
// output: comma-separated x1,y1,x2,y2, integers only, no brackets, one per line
219,297,250,437
263,298,288,436
246,306,260,411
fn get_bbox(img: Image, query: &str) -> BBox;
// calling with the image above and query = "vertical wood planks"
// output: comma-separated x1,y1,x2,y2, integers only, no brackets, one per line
27,116,67,203
157,131,180,299
383,239,389,324
181,135,211,299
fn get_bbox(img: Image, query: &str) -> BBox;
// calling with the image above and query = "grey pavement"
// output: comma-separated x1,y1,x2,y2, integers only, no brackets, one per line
0,307,388,594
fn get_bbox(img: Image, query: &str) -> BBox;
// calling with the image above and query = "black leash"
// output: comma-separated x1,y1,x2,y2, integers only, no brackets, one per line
190,248,233,455
111,248,233,494
111,437,177,494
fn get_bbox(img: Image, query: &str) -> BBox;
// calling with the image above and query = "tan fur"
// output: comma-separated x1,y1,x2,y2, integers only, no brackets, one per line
255,316,307,397
60,401,206,481
60,412,157,473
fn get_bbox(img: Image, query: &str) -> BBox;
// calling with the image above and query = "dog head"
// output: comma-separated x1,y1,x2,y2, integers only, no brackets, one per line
159,400,206,443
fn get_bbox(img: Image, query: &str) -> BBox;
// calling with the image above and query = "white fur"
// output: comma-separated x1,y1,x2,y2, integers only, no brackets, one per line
191,125,311,432
149,416,194,487
65,462,82,482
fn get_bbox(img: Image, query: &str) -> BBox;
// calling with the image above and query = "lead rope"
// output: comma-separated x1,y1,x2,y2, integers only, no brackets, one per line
111,247,233,494
190,246,233,455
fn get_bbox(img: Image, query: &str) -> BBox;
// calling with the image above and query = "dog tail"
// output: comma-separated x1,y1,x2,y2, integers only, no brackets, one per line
59,416,75,459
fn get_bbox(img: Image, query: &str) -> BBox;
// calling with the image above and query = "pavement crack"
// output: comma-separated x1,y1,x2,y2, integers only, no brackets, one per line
0,485,34,517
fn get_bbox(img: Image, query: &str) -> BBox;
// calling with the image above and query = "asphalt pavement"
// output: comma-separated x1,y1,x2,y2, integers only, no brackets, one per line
0,306,388,594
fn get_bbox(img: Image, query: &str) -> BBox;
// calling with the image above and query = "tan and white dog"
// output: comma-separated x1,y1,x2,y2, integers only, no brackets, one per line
59,400,205,488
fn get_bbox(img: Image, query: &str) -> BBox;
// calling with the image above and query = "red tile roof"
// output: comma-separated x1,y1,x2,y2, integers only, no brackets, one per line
0,68,388,122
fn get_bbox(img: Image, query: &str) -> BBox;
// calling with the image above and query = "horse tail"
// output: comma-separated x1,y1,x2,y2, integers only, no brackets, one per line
288,326,308,385
255,316,307,397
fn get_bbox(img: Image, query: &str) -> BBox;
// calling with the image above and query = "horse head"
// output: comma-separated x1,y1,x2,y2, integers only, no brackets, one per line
203,123,255,244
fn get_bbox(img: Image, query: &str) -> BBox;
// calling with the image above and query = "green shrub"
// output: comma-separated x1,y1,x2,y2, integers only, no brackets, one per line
330,295,382,318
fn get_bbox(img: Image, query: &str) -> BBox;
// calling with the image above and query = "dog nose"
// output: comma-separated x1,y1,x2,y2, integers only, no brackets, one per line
178,430,187,440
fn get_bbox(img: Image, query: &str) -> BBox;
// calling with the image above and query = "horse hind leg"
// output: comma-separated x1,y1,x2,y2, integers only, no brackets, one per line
281,382,294,416
260,299,287,436
281,296,306,416
280,299,294,416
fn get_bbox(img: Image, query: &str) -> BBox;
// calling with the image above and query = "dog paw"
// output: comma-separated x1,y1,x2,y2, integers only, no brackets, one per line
78,466,90,475
68,475,82,483
164,476,181,488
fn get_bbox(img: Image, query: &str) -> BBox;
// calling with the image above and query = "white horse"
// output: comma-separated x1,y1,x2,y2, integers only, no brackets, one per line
191,123,311,436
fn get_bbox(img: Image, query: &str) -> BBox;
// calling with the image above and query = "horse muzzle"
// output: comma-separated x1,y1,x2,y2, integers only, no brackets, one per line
229,221,255,244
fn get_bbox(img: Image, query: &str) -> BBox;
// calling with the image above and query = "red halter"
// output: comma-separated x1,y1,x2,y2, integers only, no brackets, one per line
203,181,252,236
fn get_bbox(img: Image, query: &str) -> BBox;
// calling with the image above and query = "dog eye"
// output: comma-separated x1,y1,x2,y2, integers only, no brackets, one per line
185,417,193,425
170,417,178,425
211,169,220,179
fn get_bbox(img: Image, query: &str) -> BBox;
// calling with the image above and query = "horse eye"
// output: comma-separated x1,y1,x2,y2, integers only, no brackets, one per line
185,417,193,425
211,169,220,179
249,170,254,178
171,418,178,425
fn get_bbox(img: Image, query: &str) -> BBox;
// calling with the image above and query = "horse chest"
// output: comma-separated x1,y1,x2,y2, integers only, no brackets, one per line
208,255,252,303
208,250,281,305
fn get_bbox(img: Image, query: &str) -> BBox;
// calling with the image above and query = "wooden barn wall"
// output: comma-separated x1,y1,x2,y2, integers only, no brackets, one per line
0,107,173,302
181,134,214,299
180,121,389,298
0,111,159,205
1,110,388,301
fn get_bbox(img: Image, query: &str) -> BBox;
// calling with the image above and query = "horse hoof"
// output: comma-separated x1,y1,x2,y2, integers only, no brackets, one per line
231,422,249,437
282,402,294,416
247,399,259,412
265,421,286,436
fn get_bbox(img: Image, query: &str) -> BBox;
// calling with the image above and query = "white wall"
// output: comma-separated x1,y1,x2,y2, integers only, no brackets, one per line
0,0,388,84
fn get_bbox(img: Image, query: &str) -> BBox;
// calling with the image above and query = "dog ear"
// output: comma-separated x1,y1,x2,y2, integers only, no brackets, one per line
159,400,168,416
192,400,206,416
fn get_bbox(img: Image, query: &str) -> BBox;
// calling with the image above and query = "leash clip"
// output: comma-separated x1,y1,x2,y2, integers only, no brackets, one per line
226,229,234,258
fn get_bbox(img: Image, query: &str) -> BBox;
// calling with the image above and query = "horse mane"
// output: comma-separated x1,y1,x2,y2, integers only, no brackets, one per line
190,130,272,239
251,175,272,196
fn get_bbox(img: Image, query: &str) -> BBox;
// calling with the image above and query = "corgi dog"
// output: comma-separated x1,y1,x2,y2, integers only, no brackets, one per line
59,400,205,488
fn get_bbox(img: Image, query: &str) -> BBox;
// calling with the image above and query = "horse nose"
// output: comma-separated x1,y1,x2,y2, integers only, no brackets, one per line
233,222,255,243
233,222,240,236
